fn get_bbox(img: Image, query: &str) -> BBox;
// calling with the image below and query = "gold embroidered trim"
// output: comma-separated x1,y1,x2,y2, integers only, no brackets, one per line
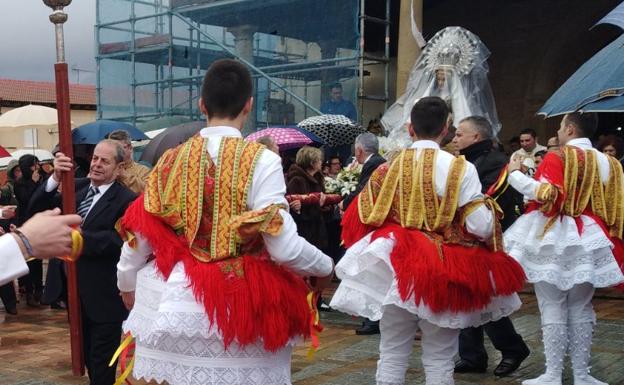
460,196,504,251
434,156,466,232
358,149,467,235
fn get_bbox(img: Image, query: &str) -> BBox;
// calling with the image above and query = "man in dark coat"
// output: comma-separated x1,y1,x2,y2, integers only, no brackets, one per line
341,132,386,335
341,133,386,210
452,116,529,377
29,140,137,385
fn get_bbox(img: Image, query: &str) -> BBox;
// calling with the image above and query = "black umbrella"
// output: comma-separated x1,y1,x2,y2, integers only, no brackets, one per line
139,121,204,165
297,114,365,147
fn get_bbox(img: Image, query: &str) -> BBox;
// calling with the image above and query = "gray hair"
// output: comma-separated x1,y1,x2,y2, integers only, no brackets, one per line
355,132,379,154
99,139,126,164
256,135,276,147
459,116,493,141
106,129,132,145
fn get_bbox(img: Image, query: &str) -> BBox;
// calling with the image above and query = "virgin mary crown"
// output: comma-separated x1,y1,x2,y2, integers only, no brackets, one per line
422,27,482,76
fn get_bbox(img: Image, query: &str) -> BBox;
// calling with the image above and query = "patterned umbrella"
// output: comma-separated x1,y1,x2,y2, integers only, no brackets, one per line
297,114,365,147
246,127,315,150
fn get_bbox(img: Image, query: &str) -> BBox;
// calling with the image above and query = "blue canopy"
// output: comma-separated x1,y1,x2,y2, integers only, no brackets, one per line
72,120,149,144
594,1,624,30
538,34,624,118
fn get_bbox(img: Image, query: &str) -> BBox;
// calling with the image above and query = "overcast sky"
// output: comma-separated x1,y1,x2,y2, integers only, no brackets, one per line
1,1,97,84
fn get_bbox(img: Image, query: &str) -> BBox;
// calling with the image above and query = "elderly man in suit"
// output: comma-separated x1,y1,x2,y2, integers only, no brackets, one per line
29,139,137,385
341,132,386,335
452,116,530,377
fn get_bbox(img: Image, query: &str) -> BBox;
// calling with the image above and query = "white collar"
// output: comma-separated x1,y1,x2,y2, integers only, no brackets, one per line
410,140,440,150
90,181,114,195
566,137,593,149
199,126,242,138
363,153,374,164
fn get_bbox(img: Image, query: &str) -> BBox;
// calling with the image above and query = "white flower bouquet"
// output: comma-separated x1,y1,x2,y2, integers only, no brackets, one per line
325,164,362,197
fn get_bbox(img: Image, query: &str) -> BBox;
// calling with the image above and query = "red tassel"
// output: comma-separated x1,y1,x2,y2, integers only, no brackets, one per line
372,225,525,314
118,195,313,351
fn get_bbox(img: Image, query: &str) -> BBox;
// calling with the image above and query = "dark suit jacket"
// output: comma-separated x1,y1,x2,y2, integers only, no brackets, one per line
29,177,137,323
341,153,386,209
461,140,523,231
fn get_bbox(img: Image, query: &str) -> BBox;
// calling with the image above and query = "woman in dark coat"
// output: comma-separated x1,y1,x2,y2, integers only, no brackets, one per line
14,154,44,307
286,146,333,310
286,146,328,251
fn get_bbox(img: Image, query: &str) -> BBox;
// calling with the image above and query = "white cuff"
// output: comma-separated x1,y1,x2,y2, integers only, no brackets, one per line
0,234,30,286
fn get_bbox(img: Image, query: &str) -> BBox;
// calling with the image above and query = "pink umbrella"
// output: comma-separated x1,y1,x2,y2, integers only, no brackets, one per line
245,127,313,151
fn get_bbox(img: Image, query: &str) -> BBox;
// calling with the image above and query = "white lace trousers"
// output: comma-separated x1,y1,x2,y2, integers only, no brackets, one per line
534,282,595,325
376,305,458,385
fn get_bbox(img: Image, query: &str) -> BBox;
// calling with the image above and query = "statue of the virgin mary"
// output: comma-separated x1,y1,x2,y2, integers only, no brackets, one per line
382,26,501,149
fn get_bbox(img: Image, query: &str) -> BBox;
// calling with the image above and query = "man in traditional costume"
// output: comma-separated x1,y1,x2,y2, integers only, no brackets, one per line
116,59,334,385
504,112,624,385
330,96,526,385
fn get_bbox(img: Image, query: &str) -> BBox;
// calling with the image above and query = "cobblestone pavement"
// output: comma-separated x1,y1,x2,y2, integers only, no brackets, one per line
1,292,623,385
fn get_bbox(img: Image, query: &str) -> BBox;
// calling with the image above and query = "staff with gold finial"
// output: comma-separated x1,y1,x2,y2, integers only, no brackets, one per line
42,0,84,376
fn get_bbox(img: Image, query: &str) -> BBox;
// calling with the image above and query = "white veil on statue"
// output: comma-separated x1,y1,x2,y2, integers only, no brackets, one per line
381,26,501,151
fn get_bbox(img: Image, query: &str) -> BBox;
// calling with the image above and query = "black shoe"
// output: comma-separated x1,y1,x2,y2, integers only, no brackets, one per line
493,350,530,377
26,294,40,307
5,306,17,315
355,323,380,335
454,359,487,373
50,300,67,310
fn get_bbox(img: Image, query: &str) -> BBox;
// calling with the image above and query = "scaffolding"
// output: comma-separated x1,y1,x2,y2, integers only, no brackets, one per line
95,0,391,128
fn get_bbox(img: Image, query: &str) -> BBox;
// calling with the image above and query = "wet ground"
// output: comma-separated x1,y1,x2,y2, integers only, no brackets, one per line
2,290,623,385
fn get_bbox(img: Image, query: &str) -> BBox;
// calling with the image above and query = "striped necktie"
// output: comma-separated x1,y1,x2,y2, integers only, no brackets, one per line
77,186,99,219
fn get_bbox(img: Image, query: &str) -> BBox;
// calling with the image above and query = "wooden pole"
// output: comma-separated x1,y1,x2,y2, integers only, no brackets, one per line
54,62,84,376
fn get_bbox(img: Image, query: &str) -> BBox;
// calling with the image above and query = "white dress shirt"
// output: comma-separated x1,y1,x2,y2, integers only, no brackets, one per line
0,234,29,286
511,143,547,162
117,126,333,292
409,140,494,240
46,177,114,219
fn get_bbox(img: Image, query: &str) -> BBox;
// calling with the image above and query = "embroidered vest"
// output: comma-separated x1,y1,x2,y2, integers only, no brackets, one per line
537,146,624,238
144,135,269,262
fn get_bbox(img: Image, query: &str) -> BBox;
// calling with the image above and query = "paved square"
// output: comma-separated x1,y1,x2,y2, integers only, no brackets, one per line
2,292,623,385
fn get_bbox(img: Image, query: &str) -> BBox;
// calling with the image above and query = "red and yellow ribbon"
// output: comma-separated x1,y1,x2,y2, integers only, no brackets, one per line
306,291,324,360
109,333,135,385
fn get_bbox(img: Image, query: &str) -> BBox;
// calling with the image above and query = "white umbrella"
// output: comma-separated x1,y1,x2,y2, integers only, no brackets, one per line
145,128,166,139
0,156,15,169
0,104,61,128
11,149,54,162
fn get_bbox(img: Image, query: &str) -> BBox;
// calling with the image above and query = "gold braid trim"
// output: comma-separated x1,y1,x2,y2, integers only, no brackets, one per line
406,149,425,228
359,152,402,226
563,146,579,215
605,156,624,238
460,197,504,251
229,204,288,244
591,163,607,222
433,156,466,232
400,149,415,227
573,150,596,217
422,149,439,230
536,183,559,213
358,149,466,236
